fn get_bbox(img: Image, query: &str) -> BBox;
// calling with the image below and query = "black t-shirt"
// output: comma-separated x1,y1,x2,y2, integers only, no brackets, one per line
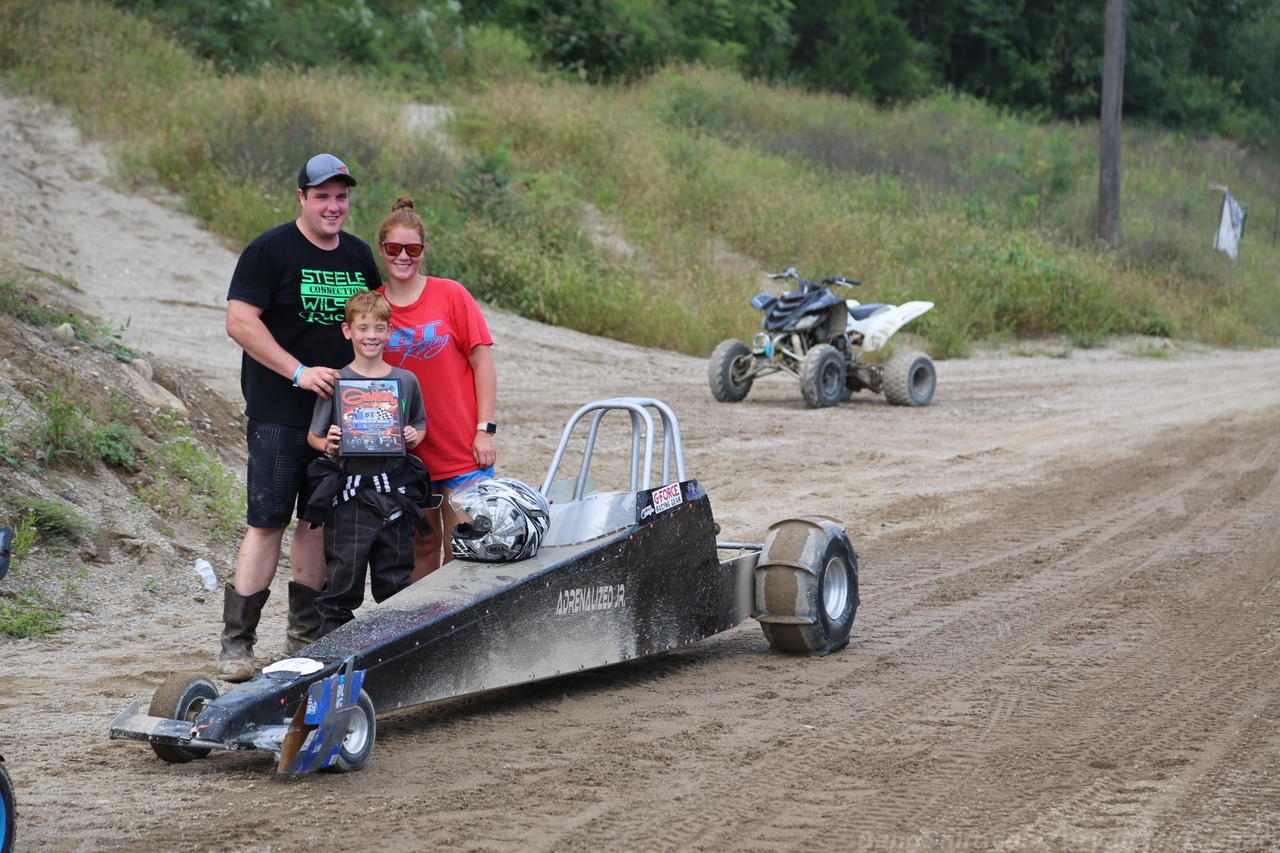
227,222,380,427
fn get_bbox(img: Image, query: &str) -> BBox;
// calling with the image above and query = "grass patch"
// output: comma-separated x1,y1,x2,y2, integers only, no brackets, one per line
15,499,92,546
0,590,65,639
139,437,243,537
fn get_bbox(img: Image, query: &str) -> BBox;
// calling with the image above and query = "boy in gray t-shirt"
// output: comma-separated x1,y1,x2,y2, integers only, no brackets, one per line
304,292,430,638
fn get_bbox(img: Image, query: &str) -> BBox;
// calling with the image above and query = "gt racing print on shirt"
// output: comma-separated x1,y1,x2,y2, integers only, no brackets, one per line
299,269,369,325
387,320,450,362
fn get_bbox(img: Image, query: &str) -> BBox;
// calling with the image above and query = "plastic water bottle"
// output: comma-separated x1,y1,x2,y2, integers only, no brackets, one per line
194,559,217,591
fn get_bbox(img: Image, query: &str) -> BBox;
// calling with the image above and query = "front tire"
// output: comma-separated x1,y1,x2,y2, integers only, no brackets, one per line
799,344,846,408
148,674,219,764
322,690,376,773
0,758,14,853
708,339,755,402
755,517,860,654
883,349,936,406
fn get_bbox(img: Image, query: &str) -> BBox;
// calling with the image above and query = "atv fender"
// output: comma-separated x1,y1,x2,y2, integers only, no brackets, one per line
857,301,933,352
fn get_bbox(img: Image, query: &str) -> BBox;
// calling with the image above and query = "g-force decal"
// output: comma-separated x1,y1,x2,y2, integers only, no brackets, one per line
637,479,704,521
298,269,368,325
556,584,625,615
652,482,683,513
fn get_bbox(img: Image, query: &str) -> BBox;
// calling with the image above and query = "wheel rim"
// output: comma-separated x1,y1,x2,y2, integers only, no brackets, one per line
821,362,842,396
910,363,932,398
730,356,753,386
822,556,849,621
342,705,371,756
182,695,212,723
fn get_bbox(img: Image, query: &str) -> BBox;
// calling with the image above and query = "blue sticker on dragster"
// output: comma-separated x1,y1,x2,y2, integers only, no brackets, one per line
287,666,365,773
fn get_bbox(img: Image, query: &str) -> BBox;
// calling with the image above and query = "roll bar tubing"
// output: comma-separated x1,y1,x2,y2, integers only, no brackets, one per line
540,398,687,499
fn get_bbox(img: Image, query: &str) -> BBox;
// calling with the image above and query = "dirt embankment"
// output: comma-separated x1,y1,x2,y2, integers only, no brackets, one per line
3,88,1280,852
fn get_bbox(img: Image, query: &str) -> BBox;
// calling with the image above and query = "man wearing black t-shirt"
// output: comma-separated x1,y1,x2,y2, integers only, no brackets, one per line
218,153,380,682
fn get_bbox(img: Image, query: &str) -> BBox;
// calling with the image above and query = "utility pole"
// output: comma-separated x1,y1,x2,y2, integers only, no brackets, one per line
1098,0,1126,248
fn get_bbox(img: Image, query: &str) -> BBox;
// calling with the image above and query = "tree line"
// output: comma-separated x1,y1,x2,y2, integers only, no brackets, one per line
115,0,1280,144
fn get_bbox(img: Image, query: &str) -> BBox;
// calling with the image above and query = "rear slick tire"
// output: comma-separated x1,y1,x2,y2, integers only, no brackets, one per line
755,517,860,654
708,339,754,403
883,349,936,406
148,674,219,763
799,344,846,408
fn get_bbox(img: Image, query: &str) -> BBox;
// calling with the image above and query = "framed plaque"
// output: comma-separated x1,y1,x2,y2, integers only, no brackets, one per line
335,377,406,457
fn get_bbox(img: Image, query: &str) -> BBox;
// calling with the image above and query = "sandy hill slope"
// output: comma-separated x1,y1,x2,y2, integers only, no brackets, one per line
4,86,1280,851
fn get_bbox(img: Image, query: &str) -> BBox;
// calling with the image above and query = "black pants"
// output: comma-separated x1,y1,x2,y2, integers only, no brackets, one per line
317,495,415,637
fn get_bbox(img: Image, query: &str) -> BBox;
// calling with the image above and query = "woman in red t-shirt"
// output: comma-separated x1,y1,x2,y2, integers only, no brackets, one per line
375,196,497,578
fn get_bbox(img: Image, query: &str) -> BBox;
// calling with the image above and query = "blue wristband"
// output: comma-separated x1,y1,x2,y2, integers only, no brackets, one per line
292,365,306,387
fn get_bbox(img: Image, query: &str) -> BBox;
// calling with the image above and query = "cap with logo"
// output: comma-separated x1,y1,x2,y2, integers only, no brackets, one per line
298,153,357,189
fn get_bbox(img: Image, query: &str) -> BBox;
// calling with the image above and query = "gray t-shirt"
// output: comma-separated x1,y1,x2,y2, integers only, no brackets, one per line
310,364,427,476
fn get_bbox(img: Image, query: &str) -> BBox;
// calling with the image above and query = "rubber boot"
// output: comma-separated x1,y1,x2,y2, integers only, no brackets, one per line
215,583,269,683
284,581,323,655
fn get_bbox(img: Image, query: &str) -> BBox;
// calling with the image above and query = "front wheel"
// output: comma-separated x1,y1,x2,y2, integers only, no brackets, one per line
883,349,936,406
799,344,846,408
708,339,755,403
755,517,860,654
321,690,376,773
148,674,219,763
0,758,14,853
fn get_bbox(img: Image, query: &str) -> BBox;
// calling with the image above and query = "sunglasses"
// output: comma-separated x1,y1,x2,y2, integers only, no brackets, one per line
381,242,425,258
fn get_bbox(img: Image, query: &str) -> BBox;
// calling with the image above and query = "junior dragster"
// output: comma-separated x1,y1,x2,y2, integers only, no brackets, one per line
110,398,860,775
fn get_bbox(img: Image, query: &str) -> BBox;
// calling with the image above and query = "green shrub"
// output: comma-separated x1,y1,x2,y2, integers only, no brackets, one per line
16,499,92,545
85,422,142,469
0,590,65,639
140,438,243,536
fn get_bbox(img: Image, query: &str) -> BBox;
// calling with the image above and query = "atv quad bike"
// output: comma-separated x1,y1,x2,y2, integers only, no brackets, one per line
709,268,936,408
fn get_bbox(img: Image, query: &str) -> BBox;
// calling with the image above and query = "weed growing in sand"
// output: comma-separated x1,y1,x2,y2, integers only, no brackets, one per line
17,498,91,546
0,277,77,328
0,589,64,639
9,510,37,569
35,376,88,467
0,392,25,468
28,372,142,470
84,421,142,470
75,318,137,362
140,436,243,537
59,566,90,604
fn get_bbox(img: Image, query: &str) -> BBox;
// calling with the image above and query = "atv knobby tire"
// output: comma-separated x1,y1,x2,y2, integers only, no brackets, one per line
708,339,755,403
883,349,936,406
148,673,219,763
799,344,846,408
755,516,860,654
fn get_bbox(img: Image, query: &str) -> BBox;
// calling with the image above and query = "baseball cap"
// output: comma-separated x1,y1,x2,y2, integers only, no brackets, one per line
298,153,357,189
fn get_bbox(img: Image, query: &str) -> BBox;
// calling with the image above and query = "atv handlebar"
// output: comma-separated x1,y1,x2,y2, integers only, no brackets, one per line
766,269,860,290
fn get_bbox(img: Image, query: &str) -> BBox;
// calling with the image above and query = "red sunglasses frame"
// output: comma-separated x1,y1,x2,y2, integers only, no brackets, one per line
381,242,425,258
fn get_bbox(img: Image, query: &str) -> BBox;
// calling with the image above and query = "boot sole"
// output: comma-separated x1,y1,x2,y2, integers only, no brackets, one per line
215,658,256,683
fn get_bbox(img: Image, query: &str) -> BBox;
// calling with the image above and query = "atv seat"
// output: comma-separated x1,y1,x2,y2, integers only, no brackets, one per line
848,303,888,321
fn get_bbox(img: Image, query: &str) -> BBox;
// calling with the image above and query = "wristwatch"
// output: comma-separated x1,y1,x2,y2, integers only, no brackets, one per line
477,422,497,435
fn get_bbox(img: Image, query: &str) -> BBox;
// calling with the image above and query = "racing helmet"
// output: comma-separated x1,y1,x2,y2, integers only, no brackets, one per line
449,478,551,562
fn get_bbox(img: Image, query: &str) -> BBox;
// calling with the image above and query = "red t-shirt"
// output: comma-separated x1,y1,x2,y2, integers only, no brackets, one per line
379,277,493,479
